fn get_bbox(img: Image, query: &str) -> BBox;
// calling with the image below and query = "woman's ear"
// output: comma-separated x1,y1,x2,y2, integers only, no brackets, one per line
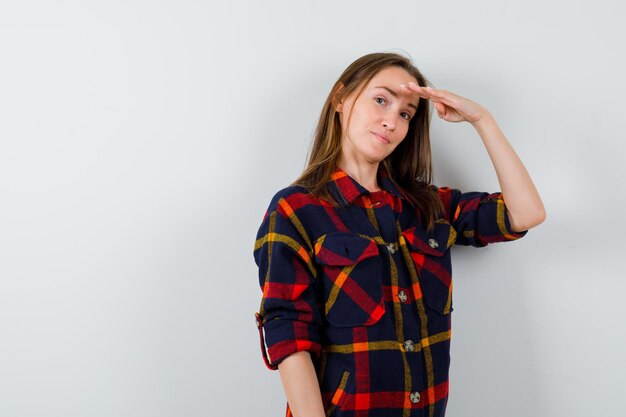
331,83,345,112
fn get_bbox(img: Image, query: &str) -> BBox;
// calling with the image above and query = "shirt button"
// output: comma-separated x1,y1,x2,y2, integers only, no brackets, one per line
428,238,439,248
404,340,415,352
410,391,421,404
398,290,408,303
386,243,397,254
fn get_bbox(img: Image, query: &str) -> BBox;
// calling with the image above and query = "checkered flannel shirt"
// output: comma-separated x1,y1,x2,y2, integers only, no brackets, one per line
253,165,528,417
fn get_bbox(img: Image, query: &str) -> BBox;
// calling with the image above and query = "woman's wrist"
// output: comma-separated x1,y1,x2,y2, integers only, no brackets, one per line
469,109,495,130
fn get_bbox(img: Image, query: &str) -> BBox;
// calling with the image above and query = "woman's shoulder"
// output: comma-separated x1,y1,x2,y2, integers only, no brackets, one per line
264,184,316,212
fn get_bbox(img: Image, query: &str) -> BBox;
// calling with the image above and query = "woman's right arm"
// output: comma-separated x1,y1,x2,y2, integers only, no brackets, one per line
254,201,325,415
278,351,326,417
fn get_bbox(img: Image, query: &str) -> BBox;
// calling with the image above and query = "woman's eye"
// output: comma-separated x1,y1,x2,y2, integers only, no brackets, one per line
375,97,410,120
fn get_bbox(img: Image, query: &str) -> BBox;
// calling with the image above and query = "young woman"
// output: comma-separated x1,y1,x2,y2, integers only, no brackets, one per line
253,52,545,417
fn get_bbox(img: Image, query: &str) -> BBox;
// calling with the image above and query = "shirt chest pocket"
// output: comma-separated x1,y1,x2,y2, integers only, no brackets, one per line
314,232,386,328
401,220,457,315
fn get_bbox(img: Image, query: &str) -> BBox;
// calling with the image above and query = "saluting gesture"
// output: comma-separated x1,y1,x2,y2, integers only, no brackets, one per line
401,82,488,124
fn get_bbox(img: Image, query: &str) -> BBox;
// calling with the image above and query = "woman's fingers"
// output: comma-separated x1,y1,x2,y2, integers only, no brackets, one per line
425,87,453,102
427,90,457,106
402,82,431,98
402,83,455,106
401,83,465,121
403,83,484,123
401,82,426,93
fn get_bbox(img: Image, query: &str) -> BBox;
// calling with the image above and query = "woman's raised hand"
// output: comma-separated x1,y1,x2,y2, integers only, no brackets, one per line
401,82,489,124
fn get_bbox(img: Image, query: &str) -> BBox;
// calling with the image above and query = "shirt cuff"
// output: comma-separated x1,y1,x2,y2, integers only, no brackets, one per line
256,312,321,370
480,192,529,244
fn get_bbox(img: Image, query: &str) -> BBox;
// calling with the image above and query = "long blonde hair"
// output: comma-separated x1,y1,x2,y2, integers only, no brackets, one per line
292,52,444,231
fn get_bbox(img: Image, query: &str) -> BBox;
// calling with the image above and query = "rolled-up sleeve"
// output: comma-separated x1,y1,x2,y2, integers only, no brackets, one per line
253,197,321,370
432,185,529,247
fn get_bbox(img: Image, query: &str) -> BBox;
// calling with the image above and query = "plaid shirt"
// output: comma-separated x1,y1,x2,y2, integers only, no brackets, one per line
253,165,528,417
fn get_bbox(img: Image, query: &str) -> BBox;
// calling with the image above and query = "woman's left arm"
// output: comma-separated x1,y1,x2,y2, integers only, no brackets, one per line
469,112,546,232
403,82,547,232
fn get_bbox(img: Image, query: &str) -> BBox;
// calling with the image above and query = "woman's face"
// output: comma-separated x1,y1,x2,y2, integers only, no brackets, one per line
336,66,421,164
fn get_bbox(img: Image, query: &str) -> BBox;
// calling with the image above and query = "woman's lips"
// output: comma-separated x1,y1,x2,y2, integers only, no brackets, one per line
372,132,390,144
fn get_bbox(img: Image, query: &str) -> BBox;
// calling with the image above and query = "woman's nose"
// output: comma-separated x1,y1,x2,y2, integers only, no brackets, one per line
382,116,396,130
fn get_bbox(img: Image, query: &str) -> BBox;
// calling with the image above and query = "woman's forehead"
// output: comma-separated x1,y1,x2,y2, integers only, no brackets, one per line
362,67,420,107
368,66,417,86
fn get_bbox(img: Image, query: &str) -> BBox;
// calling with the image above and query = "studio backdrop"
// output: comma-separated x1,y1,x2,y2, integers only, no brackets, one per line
0,1,624,417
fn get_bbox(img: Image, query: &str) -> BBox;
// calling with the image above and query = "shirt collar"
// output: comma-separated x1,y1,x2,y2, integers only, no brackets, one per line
329,164,405,205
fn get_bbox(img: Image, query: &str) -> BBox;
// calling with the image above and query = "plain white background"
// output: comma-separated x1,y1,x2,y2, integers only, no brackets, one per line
1,1,624,416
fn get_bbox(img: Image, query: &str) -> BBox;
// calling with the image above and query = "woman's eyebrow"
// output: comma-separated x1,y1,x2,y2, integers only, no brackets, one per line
374,86,417,110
